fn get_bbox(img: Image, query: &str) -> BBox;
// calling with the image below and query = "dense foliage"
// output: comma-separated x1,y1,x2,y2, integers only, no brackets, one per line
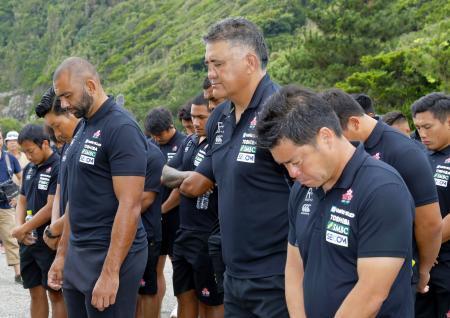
0,0,448,123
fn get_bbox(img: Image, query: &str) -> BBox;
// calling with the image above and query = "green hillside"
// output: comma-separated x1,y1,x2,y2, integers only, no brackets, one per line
0,0,448,123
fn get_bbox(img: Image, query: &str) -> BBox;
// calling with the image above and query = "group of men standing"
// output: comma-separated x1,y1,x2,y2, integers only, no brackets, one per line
4,16,449,318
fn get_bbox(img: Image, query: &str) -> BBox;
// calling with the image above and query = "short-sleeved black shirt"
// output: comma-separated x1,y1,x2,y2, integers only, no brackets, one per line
427,145,450,289
364,120,438,280
288,145,414,317
196,74,291,279
20,152,60,238
66,97,147,252
168,134,218,233
142,139,165,242
58,121,84,217
158,130,186,216
364,120,438,207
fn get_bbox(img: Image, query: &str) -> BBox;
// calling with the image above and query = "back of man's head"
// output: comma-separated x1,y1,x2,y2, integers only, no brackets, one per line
53,57,100,83
257,85,342,149
382,111,407,126
351,93,375,116
178,102,192,122
411,92,450,122
321,89,365,130
35,87,67,118
203,17,268,69
144,107,174,135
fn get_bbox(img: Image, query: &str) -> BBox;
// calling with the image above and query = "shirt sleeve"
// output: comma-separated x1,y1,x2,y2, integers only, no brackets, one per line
47,162,59,195
392,146,438,207
106,124,147,177
167,138,186,169
195,153,215,182
357,183,413,258
145,148,164,193
10,154,21,173
20,165,28,195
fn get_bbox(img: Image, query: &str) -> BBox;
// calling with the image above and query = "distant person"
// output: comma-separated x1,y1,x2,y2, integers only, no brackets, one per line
48,57,148,317
144,107,185,318
12,124,66,318
257,85,414,317
202,77,224,111
0,128,21,283
382,111,411,136
322,89,442,296
412,92,450,317
178,102,195,136
5,130,29,168
162,93,223,318
351,93,377,118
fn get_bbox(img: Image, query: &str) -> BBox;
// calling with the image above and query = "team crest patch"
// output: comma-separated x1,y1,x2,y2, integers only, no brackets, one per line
201,288,210,297
341,189,353,204
445,157,450,164
92,130,101,139
372,152,381,160
45,167,52,173
172,145,178,152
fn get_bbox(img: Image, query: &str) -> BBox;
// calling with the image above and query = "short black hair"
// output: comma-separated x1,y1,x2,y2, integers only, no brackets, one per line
203,17,269,69
382,111,407,126
144,107,174,135
411,92,450,123
320,89,365,130
178,102,192,122
18,124,50,148
257,85,342,149
350,93,375,115
203,77,211,90
35,87,67,118
192,93,208,107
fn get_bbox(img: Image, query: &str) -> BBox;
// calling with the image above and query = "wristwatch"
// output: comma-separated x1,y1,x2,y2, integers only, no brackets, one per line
44,225,61,239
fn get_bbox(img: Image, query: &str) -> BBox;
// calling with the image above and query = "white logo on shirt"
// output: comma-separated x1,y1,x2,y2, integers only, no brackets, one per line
326,230,348,247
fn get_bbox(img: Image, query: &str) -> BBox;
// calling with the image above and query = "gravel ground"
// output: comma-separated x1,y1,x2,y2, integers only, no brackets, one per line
0,252,176,318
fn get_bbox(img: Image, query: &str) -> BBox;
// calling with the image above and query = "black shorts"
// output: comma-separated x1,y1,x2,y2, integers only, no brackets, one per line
139,240,161,295
172,230,223,306
63,247,148,318
208,230,225,295
224,273,289,318
160,209,179,256
19,239,56,290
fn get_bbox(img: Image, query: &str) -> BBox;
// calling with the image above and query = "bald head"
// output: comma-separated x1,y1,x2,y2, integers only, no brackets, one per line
53,57,100,83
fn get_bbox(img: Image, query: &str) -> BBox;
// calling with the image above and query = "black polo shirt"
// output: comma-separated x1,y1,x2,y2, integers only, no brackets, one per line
427,145,450,289
20,152,59,238
66,97,147,252
58,121,84,216
158,130,186,216
364,120,438,280
142,139,165,242
364,120,438,207
168,134,218,233
288,145,414,317
196,74,290,279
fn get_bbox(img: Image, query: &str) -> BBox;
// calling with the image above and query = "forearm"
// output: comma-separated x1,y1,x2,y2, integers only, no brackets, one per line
55,208,70,259
21,203,52,233
51,214,65,236
335,282,385,318
285,267,306,318
51,185,61,223
443,214,450,243
15,195,26,226
162,189,180,214
102,201,141,274
415,204,442,272
179,172,213,197
161,165,190,189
